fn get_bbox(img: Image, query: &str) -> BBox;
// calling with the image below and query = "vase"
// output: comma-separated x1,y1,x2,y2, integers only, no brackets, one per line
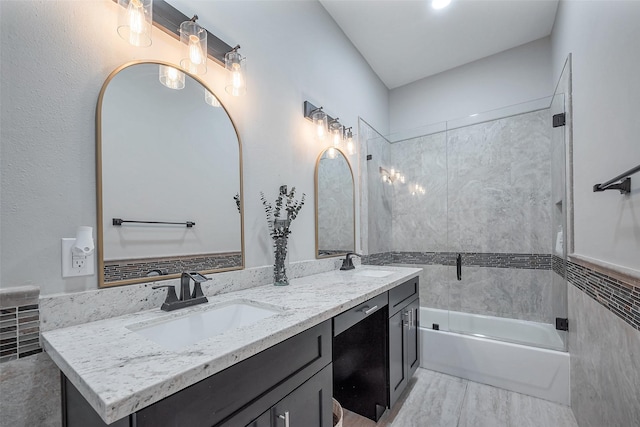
273,219,291,286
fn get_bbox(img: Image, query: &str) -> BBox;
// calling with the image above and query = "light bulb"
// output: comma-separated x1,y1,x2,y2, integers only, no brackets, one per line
189,34,204,65
127,0,144,45
346,139,355,155
328,147,337,159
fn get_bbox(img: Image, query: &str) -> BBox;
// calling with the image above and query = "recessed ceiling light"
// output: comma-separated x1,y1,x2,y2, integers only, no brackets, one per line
432,0,451,10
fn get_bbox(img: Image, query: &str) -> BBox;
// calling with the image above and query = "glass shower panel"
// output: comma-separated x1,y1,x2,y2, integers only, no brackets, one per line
445,106,564,350
550,92,568,351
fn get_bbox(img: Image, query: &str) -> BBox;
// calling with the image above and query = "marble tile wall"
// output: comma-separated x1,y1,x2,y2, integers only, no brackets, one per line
394,263,553,323
568,283,640,427
445,110,552,254
391,132,448,252
363,121,394,255
0,352,61,427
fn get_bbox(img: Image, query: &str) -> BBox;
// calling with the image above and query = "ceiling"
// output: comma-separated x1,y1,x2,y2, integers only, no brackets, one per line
319,0,559,89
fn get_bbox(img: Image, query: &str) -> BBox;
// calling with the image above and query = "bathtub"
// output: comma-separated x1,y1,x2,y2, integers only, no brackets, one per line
420,307,570,406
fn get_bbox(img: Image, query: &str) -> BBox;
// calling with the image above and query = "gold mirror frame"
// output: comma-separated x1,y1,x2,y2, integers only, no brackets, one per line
96,60,245,288
314,147,356,258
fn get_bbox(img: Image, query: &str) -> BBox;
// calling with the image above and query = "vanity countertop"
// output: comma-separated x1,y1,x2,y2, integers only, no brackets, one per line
41,265,421,424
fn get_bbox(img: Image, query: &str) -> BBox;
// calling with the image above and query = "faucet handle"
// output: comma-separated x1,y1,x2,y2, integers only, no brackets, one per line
152,284,179,306
340,252,362,271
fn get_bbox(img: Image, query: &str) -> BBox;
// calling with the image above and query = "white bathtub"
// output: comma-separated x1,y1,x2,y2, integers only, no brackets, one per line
420,307,570,406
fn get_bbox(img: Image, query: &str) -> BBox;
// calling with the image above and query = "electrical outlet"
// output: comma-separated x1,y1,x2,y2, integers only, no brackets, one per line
62,238,95,278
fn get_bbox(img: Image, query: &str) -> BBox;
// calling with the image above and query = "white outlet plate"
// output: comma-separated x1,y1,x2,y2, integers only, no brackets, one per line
61,238,95,278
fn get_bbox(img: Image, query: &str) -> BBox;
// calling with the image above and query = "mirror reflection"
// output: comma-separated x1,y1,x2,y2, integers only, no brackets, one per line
315,148,355,258
98,62,243,287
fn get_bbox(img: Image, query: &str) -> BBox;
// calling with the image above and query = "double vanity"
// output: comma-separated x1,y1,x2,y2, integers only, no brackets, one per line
42,266,421,426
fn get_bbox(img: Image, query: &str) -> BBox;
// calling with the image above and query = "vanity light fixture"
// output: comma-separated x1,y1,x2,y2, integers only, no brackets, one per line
225,46,247,96
344,127,355,155
117,0,153,47
205,89,221,107
180,16,207,75
158,65,185,89
303,101,352,147
114,1,247,94
311,107,328,141
329,118,343,149
411,184,426,196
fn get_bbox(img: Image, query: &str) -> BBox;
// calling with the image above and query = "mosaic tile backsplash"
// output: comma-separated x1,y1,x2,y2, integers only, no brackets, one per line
364,251,551,270
0,286,41,363
104,252,243,282
567,259,640,332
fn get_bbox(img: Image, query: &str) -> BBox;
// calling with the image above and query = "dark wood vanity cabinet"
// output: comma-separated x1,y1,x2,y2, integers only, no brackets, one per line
62,275,421,427
63,320,332,427
388,277,420,408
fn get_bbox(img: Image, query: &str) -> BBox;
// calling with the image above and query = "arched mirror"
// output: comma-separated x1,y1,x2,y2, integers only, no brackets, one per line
315,147,355,258
97,61,243,287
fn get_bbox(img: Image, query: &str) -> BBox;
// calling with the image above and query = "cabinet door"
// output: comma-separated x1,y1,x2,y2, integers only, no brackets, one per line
270,364,333,427
388,309,407,408
246,411,270,427
406,299,420,379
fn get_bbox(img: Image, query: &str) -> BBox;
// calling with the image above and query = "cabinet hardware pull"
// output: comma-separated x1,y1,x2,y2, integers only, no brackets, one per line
362,305,378,315
278,411,290,427
403,310,410,327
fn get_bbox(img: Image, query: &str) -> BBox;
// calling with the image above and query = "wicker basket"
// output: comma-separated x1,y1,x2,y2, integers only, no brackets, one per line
332,398,344,427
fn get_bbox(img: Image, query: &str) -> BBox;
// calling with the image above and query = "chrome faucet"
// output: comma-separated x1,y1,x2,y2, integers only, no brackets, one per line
152,272,210,311
340,253,362,271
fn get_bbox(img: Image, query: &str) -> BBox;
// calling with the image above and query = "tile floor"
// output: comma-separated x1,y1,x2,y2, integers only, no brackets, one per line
342,368,578,427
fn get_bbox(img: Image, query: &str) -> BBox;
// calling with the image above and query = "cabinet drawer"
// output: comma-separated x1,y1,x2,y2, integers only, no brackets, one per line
333,292,388,337
388,277,419,317
135,320,332,427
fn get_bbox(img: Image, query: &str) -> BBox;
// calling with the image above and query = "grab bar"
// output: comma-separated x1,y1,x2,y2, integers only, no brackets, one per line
456,254,462,281
593,164,639,194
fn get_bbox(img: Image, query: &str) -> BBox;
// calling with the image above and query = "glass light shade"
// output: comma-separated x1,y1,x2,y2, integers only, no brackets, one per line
312,110,328,141
158,65,185,90
204,90,221,107
345,128,355,155
180,20,207,75
117,0,153,47
225,50,247,96
329,121,342,147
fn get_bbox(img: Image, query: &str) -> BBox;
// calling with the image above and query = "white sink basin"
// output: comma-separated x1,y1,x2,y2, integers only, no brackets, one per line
127,301,283,351
354,269,394,278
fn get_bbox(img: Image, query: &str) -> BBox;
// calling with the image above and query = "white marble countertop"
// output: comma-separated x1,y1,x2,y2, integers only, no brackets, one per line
41,265,421,424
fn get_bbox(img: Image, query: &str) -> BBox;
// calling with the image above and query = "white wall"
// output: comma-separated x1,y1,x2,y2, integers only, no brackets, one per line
552,0,640,273
389,37,552,138
0,0,389,295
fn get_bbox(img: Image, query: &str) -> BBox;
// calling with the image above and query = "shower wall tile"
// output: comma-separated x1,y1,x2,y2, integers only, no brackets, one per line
0,352,61,426
453,267,552,323
364,121,393,254
391,132,448,252
568,284,640,427
446,110,551,255
390,260,552,323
